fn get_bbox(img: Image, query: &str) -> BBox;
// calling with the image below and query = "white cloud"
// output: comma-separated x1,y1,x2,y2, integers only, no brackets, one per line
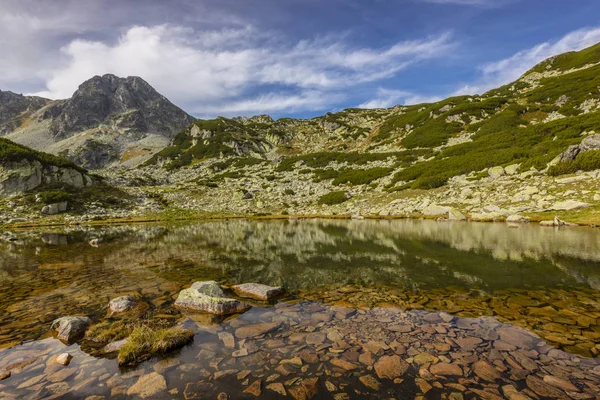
358,88,443,108
29,25,454,115
453,26,600,96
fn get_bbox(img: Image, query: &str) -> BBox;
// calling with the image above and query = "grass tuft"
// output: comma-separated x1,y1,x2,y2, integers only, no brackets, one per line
117,325,194,366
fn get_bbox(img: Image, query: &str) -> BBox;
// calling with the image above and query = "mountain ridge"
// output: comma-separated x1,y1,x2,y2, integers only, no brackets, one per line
1,74,195,169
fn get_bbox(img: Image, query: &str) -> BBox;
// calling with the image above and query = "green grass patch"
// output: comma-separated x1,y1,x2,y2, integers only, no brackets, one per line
117,325,194,366
318,191,350,205
548,149,600,176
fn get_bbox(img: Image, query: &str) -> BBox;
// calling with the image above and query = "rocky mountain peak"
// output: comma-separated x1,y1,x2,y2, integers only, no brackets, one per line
46,74,195,139
0,90,48,134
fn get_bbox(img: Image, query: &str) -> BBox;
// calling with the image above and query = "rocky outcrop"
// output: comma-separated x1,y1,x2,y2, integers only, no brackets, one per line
0,159,93,196
174,281,251,315
558,134,600,161
0,90,48,134
41,201,68,215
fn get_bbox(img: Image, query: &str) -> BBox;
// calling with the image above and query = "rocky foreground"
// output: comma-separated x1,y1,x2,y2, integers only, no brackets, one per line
0,299,599,399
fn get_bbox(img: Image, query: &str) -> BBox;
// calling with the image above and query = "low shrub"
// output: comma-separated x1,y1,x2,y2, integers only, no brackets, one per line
318,191,350,205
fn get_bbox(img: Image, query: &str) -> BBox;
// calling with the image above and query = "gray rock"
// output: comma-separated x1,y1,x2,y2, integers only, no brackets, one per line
231,283,285,301
422,204,450,216
558,134,600,161
175,281,251,315
447,208,466,221
488,166,505,178
506,214,530,223
41,201,68,215
549,200,591,211
51,316,91,343
109,296,137,313
55,353,73,366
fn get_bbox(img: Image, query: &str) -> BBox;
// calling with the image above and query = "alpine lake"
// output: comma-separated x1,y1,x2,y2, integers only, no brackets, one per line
0,218,599,399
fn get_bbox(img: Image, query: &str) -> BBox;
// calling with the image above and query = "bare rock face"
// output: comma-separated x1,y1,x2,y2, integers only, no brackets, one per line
51,316,91,343
174,281,251,315
558,134,600,161
0,90,48,134
45,74,194,139
231,283,285,301
0,159,93,196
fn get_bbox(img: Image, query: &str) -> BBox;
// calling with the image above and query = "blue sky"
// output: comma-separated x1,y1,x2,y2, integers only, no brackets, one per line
1,0,600,119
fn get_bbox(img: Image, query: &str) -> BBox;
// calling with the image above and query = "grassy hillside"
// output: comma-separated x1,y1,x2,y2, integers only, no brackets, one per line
144,42,600,192
0,137,86,173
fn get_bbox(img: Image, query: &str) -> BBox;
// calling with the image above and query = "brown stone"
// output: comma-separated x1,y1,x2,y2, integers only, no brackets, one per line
526,375,567,398
330,358,358,371
0,370,10,380
359,375,381,391
473,361,501,382
430,363,462,376
243,380,262,397
288,377,319,400
543,375,580,393
454,337,482,351
184,382,214,399
127,372,167,398
306,332,327,345
266,383,286,396
374,355,409,380
234,322,280,339
497,327,537,349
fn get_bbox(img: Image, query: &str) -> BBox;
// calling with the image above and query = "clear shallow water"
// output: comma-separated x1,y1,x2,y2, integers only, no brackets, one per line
1,219,600,398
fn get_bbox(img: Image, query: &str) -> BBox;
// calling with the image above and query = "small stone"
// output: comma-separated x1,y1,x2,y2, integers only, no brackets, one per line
306,332,327,345
288,378,319,400
108,296,137,313
56,353,73,366
374,355,409,380
0,370,10,380
103,338,128,353
218,332,235,348
266,383,287,396
243,380,262,397
359,375,381,391
416,378,433,394
543,375,580,392
330,358,358,371
217,393,228,400
526,375,566,398
127,372,167,398
235,322,281,339
231,283,284,301
430,363,462,376
472,361,501,382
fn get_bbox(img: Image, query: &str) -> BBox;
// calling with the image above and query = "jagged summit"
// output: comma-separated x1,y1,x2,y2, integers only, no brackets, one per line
2,74,195,169
43,73,194,139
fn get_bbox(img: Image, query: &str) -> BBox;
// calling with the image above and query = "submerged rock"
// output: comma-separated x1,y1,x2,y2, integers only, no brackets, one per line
127,372,167,398
109,296,137,313
104,338,129,353
231,283,285,301
51,316,91,343
175,281,251,315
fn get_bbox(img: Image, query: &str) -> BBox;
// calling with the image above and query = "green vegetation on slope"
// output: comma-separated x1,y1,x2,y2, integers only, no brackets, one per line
549,150,600,176
0,137,85,173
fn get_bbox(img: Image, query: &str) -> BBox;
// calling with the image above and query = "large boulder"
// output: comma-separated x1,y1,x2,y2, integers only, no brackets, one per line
558,134,600,161
175,281,251,315
51,316,91,343
447,208,466,221
231,283,285,301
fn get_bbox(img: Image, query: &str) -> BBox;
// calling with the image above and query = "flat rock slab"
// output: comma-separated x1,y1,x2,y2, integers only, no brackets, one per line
235,322,281,339
175,281,251,315
51,316,91,343
231,283,285,301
